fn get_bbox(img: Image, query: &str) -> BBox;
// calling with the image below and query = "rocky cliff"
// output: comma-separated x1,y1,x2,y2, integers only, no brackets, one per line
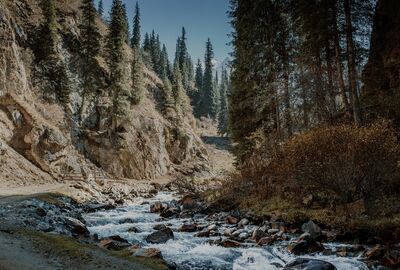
0,0,210,184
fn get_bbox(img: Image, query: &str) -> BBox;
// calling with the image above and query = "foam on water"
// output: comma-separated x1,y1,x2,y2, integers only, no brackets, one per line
84,192,369,270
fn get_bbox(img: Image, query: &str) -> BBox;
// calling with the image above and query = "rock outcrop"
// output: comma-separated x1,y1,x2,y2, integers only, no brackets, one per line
0,0,210,186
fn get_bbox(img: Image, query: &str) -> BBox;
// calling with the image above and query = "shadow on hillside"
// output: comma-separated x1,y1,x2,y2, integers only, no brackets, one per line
201,136,232,151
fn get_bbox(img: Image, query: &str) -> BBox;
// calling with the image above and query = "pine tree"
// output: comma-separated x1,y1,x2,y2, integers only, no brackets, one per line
56,61,71,105
131,1,141,49
122,3,130,44
98,0,104,17
130,49,145,105
178,27,189,85
200,38,218,119
37,0,71,106
79,0,101,102
172,63,187,116
38,0,58,61
218,68,229,135
214,70,220,117
195,59,203,90
143,32,151,52
161,75,176,117
158,44,169,78
108,0,131,123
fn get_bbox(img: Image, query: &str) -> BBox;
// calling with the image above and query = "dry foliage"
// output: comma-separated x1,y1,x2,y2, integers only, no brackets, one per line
243,120,400,205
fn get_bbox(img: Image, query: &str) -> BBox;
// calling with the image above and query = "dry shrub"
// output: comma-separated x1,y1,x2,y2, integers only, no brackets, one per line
244,120,400,204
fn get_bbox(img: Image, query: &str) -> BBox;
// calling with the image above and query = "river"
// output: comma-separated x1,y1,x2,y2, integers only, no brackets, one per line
83,192,370,270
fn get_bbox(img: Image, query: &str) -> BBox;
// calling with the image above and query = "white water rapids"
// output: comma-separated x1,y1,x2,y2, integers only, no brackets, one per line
83,192,370,270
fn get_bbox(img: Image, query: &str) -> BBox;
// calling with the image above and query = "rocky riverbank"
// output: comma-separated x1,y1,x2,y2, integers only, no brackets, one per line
1,184,399,270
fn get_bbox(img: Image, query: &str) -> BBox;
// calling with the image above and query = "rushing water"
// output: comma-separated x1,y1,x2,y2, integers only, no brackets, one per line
84,192,369,270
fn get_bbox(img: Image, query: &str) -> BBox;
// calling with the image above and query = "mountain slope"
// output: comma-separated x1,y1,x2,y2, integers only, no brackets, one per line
0,0,210,186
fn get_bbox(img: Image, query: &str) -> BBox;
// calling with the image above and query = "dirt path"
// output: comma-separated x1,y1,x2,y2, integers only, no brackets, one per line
0,183,67,197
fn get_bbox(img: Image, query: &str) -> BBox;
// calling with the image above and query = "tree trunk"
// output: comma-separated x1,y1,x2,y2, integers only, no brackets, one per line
362,0,400,126
315,46,327,122
325,39,337,117
282,28,292,137
344,0,362,124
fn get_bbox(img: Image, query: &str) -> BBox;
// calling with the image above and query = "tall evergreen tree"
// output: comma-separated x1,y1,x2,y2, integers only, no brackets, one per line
218,68,229,135
143,32,151,52
108,0,131,123
98,0,104,17
191,59,204,117
172,63,185,116
200,38,218,119
122,3,130,44
195,59,203,90
158,44,169,78
37,0,71,106
161,75,176,117
130,50,145,105
131,1,141,49
79,0,101,110
38,0,58,61
56,61,71,105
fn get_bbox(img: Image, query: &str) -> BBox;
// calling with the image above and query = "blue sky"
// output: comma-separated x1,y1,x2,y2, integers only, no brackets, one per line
97,0,232,64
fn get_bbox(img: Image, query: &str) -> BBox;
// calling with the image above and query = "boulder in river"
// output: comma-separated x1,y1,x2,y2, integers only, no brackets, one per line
153,224,168,230
301,220,322,240
160,207,179,218
99,236,131,251
179,223,198,232
226,216,238,224
221,239,241,248
283,258,336,270
150,202,167,213
238,218,249,227
132,248,163,259
257,236,275,246
64,217,89,237
288,238,324,255
196,230,211,238
146,228,174,244
127,226,140,233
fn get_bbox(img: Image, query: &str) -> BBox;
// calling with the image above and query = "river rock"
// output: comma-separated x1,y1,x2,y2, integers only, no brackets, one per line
288,238,324,255
238,218,249,227
259,224,270,233
257,236,275,246
132,248,163,259
232,229,246,237
196,230,210,238
150,202,167,213
268,229,279,235
119,218,135,224
179,223,198,232
221,239,241,248
238,232,249,240
224,228,235,236
35,207,47,217
153,224,167,230
302,220,322,240
160,208,179,218
99,236,131,251
127,226,140,233
283,258,336,270
364,245,386,260
146,228,174,244
226,216,238,224
180,195,195,211
64,217,89,236
207,224,218,231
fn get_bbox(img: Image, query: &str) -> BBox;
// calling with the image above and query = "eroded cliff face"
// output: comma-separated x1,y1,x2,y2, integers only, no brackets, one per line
362,0,400,126
0,0,210,183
